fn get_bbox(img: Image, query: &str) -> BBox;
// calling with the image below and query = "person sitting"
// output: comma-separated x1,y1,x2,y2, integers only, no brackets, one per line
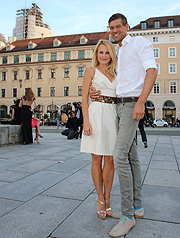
61,111,79,139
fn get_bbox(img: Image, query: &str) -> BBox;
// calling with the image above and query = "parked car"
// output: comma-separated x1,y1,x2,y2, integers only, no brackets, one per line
39,120,43,126
44,119,57,126
152,118,168,127
44,119,65,126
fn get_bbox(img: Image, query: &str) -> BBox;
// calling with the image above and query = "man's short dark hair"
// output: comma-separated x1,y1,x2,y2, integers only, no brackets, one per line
108,13,127,26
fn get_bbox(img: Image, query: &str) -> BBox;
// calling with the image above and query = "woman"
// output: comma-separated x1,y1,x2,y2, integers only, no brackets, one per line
11,99,21,125
19,88,38,145
31,117,43,143
80,40,118,219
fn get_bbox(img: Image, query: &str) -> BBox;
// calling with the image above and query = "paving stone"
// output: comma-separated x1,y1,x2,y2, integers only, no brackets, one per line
151,154,175,161
8,159,59,173
126,219,180,238
149,160,178,170
0,195,80,238
144,168,180,187
46,158,91,173
43,170,95,200
153,147,174,156
142,185,180,223
0,170,31,182
0,170,70,201
0,197,23,217
0,181,10,188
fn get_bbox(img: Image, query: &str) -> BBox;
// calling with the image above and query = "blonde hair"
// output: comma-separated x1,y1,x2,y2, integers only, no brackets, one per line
92,39,116,75
25,87,34,101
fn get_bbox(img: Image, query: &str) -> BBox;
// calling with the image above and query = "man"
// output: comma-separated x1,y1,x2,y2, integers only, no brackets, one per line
57,109,62,129
91,13,157,237
61,111,79,139
76,102,83,138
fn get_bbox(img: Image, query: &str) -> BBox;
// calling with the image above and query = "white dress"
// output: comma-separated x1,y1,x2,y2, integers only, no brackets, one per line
80,69,118,156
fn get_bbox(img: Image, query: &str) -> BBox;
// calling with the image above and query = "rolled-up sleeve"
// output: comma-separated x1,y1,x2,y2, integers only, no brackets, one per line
136,37,157,71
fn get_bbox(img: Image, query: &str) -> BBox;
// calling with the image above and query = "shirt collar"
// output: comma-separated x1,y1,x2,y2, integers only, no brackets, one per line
115,34,131,51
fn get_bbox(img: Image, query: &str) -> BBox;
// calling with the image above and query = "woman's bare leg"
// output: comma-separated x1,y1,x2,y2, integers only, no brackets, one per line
103,156,114,209
91,153,105,212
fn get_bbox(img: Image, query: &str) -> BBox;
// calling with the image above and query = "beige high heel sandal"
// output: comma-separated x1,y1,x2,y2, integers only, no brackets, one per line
106,200,112,216
96,198,106,220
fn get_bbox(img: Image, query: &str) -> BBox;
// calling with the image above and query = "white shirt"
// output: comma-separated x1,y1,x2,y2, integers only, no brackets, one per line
115,35,157,97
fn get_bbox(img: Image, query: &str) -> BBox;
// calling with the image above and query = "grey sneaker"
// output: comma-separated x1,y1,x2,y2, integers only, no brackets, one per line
109,215,135,237
111,207,144,219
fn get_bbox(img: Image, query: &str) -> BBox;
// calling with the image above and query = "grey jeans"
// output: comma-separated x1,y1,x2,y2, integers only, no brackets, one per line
113,101,142,218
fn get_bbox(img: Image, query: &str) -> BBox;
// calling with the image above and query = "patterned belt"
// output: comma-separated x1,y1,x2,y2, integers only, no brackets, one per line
94,95,117,104
116,97,139,103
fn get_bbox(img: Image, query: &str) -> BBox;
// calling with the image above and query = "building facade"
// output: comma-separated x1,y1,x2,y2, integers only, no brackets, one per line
129,15,180,120
0,15,180,121
0,32,110,119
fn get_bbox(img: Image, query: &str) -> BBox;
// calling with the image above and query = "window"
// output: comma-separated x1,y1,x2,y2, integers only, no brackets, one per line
38,54,44,61
1,89,5,97
78,67,84,77
14,71,18,80
37,87,42,97
64,86,69,96
170,82,176,93
141,22,147,29
51,53,57,61
13,88,17,97
169,63,177,74
80,38,85,44
168,20,174,27
25,70,30,80
14,56,19,63
78,50,85,59
38,69,42,79
64,68,70,78
78,86,82,96
154,82,160,94
2,72,6,81
29,43,33,49
153,37,158,42
51,69,56,78
168,47,176,58
54,41,59,46
6,45,10,51
154,21,160,28
156,63,160,74
2,57,7,64
153,49,159,58
26,55,31,62
64,51,70,60
50,87,55,97
169,36,175,41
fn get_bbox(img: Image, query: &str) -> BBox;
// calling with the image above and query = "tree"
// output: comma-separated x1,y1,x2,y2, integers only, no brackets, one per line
0,33,7,43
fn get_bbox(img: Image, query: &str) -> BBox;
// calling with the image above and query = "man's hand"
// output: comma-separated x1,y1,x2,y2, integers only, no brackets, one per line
89,86,101,101
133,100,145,121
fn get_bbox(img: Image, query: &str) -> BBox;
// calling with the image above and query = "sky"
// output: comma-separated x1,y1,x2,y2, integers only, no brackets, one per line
1,0,180,41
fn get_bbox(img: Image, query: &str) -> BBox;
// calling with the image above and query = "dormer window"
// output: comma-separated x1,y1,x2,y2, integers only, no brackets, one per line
154,21,160,29
141,22,147,30
28,41,36,49
53,38,61,47
168,20,174,28
80,36,88,44
6,45,10,51
6,44,15,51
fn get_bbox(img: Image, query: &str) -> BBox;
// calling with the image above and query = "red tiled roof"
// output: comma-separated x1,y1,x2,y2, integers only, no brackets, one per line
0,32,109,53
129,15,180,30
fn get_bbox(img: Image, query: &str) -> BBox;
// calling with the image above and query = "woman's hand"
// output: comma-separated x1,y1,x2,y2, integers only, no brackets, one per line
83,122,92,136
